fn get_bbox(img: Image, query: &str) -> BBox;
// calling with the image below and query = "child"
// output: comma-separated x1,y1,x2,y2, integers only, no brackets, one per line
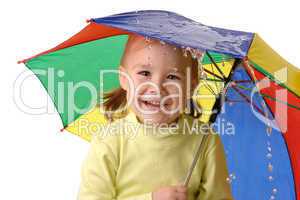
78,34,233,200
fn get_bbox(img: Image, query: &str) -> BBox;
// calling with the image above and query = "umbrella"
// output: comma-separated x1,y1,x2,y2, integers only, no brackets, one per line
18,10,300,200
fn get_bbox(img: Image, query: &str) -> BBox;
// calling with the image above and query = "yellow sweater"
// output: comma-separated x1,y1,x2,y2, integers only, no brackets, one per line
78,110,234,200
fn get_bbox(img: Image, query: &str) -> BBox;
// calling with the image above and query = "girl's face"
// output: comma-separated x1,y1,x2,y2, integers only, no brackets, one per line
120,35,198,125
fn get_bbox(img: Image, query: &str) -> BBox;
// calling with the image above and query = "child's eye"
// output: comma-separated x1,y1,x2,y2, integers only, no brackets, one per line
167,74,180,80
137,70,151,77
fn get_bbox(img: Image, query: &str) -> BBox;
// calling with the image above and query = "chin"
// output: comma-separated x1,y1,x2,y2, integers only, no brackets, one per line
141,112,180,125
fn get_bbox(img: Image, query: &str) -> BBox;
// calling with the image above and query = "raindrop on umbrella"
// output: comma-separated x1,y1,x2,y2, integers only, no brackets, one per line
266,153,272,159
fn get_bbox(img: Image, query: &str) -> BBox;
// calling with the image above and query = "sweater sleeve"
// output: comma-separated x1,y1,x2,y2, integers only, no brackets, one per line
78,136,153,200
196,133,234,200
78,136,118,200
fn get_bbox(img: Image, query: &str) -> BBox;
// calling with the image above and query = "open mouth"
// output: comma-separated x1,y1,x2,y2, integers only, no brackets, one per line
138,99,171,112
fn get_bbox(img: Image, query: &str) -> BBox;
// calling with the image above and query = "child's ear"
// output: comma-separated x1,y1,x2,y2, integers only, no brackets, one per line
119,66,128,91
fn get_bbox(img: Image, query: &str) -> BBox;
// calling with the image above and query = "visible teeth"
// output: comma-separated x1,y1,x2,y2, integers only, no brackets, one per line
148,101,160,105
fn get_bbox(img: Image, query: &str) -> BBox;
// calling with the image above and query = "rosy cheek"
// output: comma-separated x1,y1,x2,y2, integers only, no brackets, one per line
131,79,146,95
165,84,183,94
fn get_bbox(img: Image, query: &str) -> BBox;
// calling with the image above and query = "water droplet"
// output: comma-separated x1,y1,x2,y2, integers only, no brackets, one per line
160,40,166,45
270,195,275,200
229,173,236,180
189,48,203,60
145,37,151,43
181,47,192,57
268,175,274,181
185,47,192,51
190,49,197,59
272,188,278,194
267,126,272,136
199,71,207,79
183,50,188,57
268,163,273,172
197,51,204,60
148,44,152,50
267,146,272,152
226,173,236,184
226,177,232,183
266,153,272,159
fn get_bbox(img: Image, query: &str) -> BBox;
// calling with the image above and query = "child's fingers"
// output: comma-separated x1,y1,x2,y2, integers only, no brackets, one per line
174,192,187,200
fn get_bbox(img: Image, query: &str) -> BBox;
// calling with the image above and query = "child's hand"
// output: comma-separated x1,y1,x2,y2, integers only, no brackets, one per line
152,185,187,200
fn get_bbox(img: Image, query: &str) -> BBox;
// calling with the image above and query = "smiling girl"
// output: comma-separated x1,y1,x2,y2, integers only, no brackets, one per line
78,34,233,200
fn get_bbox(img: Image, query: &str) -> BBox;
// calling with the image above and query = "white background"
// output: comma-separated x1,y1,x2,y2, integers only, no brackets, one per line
2,0,300,199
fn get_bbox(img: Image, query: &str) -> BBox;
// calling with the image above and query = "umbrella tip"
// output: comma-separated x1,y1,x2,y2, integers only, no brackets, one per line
17,59,25,64
60,127,65,132
86,18,92,23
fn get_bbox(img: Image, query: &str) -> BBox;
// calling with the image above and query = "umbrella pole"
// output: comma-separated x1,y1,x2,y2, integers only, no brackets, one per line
183,134,208,187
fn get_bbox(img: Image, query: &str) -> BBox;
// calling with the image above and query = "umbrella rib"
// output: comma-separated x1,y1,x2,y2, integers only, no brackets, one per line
206,52,226,79
203,69,224,80
210,63,219,91
202,79,217,96
261,93,300,111
234,83,300,110
235,84,252,91
234,80,253,83
231,85,266,116
241,58,274,121
243,59,300,110
202,78,224,82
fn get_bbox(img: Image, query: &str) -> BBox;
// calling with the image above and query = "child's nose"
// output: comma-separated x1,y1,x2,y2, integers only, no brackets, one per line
148,78,167,96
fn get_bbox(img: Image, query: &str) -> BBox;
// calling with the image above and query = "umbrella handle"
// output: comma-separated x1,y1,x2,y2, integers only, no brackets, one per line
183,134,208,187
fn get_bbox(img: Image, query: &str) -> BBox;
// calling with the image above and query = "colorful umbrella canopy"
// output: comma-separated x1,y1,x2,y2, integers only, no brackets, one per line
19,10,300,200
